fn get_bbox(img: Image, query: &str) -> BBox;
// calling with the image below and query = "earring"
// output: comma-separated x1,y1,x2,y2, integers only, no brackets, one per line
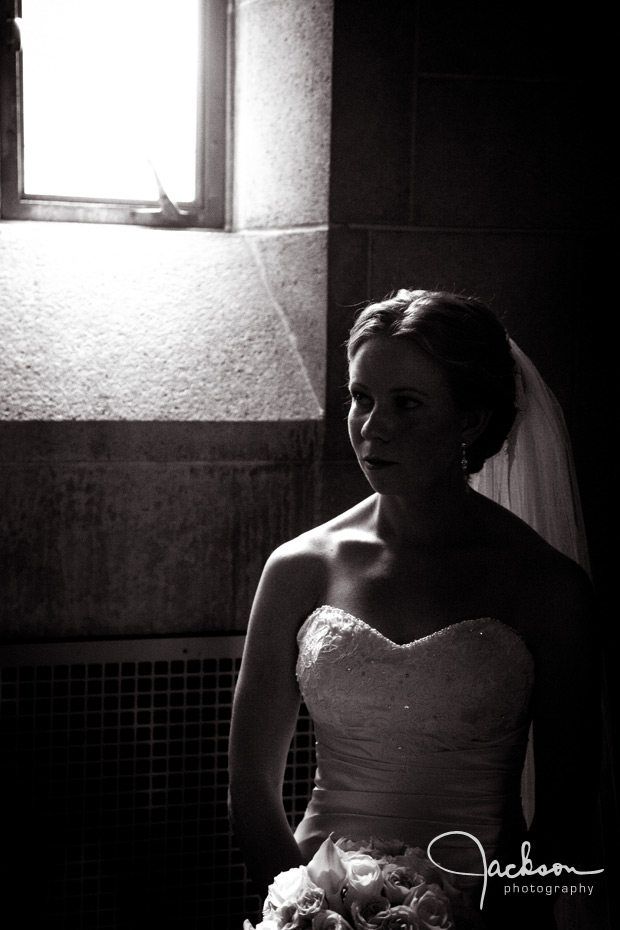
460,441,469,483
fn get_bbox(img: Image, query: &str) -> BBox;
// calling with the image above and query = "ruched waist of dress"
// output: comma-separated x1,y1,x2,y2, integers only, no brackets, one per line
294,731,529,889
312,726,529,798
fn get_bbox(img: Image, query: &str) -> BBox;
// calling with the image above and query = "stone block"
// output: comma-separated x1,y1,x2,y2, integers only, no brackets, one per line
234,0,333,229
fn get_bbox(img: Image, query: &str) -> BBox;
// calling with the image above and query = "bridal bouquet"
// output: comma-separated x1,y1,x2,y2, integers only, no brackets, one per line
243,836,469,930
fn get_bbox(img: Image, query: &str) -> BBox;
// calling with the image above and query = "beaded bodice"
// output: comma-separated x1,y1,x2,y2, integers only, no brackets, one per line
296,605,534,764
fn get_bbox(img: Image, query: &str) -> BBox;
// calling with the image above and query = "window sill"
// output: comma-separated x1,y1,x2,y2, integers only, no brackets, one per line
0,220,325,423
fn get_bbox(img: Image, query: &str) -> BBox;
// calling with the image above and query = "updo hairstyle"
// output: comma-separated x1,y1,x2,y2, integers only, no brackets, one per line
346,289,517,475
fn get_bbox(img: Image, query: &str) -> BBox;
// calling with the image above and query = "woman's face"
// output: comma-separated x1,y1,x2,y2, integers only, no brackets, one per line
347,335,467,494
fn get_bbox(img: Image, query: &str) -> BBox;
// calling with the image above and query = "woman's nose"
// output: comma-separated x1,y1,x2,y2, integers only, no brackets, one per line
360,405,392,441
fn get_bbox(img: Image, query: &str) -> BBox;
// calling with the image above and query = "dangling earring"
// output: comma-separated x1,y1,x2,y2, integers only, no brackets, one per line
461,441,469,484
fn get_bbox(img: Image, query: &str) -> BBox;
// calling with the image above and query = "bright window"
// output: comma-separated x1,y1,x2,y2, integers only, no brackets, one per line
0,0,227,227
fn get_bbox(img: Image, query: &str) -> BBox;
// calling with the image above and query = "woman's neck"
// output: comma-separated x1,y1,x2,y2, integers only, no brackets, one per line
371,484,475,548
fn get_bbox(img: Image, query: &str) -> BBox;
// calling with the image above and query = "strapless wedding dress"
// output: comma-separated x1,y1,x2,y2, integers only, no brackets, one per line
294,605,534,895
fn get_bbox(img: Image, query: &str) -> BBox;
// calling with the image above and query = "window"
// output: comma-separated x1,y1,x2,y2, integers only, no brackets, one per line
0,0,228,228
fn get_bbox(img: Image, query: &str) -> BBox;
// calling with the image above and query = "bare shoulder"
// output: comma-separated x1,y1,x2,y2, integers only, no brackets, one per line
249,496,375,634
265,497,374,580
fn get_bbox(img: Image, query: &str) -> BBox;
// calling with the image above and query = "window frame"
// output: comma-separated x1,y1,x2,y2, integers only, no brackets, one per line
0,0,228,229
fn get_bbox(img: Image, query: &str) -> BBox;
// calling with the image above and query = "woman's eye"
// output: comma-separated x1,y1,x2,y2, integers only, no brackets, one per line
349,390,372,407
396,396,419,409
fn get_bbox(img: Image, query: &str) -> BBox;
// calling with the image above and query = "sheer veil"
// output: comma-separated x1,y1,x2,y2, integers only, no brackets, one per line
470,340,592,826
471,339,591,577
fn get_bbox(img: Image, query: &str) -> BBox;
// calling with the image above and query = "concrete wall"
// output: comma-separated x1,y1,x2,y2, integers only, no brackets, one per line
233,0,333,231
0,0,334,640
0,224,323,421
0,420,319,639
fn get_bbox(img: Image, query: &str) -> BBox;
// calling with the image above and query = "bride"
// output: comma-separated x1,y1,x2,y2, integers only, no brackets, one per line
228,290,602,928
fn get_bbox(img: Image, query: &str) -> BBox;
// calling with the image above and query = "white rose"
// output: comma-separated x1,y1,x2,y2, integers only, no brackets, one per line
265,865,312,910
343,855,385,906
406,885,453,929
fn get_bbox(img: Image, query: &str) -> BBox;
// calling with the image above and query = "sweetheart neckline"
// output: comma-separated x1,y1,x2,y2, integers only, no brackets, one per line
305,605,528,651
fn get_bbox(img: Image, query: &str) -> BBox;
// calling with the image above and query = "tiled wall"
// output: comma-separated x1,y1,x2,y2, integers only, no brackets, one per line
0,635,315,929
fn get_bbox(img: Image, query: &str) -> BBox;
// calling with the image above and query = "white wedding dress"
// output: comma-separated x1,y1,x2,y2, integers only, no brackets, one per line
292,343,592,906
294,605,534,897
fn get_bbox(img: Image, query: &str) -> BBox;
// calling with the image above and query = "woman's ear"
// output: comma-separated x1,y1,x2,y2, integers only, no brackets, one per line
461,407,491,447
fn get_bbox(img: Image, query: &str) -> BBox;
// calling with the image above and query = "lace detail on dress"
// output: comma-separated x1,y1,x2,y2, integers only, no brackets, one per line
296,606,534,759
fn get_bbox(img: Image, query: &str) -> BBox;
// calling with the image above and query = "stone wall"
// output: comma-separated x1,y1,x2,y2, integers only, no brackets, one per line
0,0,334,640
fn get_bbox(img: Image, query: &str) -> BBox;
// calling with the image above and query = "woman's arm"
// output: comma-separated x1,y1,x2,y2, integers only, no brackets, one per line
228,539,323,898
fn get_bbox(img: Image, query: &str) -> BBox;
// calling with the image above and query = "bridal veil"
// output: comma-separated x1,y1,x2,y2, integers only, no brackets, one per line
472,339,591,577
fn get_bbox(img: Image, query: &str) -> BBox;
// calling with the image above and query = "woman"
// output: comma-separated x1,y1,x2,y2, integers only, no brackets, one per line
228,290,601,927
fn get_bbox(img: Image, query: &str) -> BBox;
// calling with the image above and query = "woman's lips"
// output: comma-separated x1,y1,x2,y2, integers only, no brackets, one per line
363,456,398,470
